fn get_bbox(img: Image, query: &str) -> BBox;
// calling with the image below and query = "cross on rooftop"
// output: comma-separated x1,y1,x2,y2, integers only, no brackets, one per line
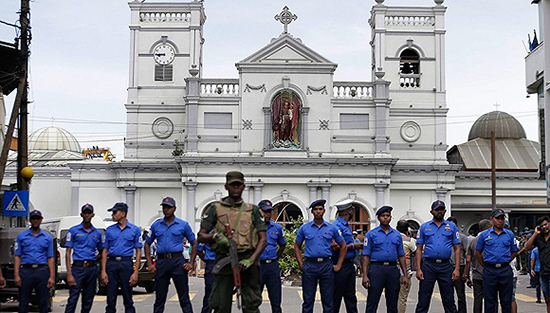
274,6,297,34
494,102,500,111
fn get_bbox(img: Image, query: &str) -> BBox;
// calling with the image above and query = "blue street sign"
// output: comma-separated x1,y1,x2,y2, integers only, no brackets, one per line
3,191,29,217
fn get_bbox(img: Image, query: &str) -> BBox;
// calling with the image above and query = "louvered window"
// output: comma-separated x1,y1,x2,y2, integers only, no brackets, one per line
155,65,173,82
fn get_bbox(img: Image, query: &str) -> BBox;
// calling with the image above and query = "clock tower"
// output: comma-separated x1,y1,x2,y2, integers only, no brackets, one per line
125,1,206,159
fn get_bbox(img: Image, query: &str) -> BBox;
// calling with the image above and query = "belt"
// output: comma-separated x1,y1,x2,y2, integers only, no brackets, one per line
21,264,46,268
108,256,133,261
485,262,510,268
425,258,450,264
73,260,97,267
157,252,183,259
260,259,277,264
372,261,397,266
305,257,331,263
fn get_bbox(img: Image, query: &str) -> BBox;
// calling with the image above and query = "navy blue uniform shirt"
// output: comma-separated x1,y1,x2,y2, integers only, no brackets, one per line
146,217,195,254
103,222,142,257
363,226,405,262
15,228,54,264
260,221,286,261
296,220,344,258
65,223,103,261
197,243,215,261
475,227,518,264
332,217,356,259
416,219,461,259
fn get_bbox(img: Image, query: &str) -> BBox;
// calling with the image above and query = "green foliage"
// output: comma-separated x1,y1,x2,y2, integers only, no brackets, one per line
172,139,183,156
279,216,304,277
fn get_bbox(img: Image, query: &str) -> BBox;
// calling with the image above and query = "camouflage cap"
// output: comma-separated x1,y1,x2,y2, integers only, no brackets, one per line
226,171,245,184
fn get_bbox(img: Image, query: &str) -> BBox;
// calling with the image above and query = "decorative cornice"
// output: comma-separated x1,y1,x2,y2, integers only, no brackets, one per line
392,164,461,173
176,156,398,166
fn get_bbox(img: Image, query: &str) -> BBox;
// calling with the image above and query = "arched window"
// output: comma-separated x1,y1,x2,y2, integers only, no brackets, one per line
349,203,371,232
271,91,302,150
399,49,420,88
273,201,304,230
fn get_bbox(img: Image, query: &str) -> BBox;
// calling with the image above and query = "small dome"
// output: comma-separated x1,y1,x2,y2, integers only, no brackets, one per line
468,111,526,141
29,126,82,153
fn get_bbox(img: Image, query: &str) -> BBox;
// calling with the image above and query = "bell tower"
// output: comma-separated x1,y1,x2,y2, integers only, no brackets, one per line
125,0,206,159
370,0,448,161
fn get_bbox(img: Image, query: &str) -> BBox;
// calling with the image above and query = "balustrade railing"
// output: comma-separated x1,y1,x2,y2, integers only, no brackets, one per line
333,82,374,99
140,12,191,23
200,79,240,96
399,74,421,88
385,16,434,27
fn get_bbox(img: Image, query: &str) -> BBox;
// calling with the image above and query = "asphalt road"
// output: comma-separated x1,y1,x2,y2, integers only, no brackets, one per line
1,273,547,312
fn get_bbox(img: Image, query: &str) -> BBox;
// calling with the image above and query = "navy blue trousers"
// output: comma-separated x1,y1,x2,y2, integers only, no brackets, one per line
260,261,283,313
201,260,215,313
65,265,98,313
302,259,333,313
415,260,457,313
366,263,400,313
19,266,49,313
333,260,358,313
154,256,193,313
106,259,135,313
483,265,513,313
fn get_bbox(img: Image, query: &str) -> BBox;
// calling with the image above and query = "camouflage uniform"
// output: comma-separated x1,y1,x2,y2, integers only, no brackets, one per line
200,197,267,313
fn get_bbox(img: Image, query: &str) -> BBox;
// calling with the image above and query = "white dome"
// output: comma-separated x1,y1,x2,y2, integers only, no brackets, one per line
29,126,82,153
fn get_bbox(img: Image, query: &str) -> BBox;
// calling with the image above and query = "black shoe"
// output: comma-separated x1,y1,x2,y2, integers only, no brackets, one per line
527,285,535,288
537,300,542,303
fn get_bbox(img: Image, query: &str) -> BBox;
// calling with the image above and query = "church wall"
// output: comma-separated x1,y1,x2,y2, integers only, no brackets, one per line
76,187,122,221
389,189,440,225
196,102,240,152
29,177,72,220
138,188,182,227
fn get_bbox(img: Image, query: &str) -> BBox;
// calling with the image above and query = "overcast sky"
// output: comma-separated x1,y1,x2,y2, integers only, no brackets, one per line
0,0,540,158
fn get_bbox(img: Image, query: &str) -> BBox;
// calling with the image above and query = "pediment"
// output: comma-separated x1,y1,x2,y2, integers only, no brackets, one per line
238,33,336,66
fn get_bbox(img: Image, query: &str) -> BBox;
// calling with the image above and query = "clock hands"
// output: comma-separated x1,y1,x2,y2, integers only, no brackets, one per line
155,53,166,57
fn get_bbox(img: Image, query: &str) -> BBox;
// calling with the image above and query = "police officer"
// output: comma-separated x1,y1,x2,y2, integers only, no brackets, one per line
197,241,215,313
145,196,197,313
197,171,267,313
14,210,55,313
65,203,103,313
258,199,286,313
331,199,361,313
414,200,460,313
362,206,409,313
101,202,143,313
294,199,347,313
474,208,518,313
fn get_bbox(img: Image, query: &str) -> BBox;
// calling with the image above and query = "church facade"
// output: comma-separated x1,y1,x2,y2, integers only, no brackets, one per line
67,0,457,231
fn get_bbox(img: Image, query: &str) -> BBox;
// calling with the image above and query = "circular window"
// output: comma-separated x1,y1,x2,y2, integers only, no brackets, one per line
152,117,174,139
400,121,421,142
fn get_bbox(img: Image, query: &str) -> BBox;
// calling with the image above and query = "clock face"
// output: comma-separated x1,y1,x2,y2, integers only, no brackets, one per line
153,44,175,65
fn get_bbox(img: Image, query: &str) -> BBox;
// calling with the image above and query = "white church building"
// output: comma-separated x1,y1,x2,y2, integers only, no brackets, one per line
68,0,454,231
3,0,481,231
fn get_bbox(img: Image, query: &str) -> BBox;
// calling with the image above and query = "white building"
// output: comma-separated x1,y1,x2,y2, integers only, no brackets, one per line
67,0,457,231
4,0,461,231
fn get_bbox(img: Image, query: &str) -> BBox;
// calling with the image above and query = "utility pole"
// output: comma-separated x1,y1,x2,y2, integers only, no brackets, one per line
0,0,30,189
17,0,30,191
491,131,496,210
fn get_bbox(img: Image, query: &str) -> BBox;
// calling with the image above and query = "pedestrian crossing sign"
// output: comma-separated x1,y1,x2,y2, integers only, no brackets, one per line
3,191,29,217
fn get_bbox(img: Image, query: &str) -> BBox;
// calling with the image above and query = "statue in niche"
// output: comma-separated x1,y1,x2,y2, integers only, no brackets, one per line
271,91,301,149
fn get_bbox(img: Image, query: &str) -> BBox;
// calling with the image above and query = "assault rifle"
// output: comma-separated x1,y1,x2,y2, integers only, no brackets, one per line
213,214,242,310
